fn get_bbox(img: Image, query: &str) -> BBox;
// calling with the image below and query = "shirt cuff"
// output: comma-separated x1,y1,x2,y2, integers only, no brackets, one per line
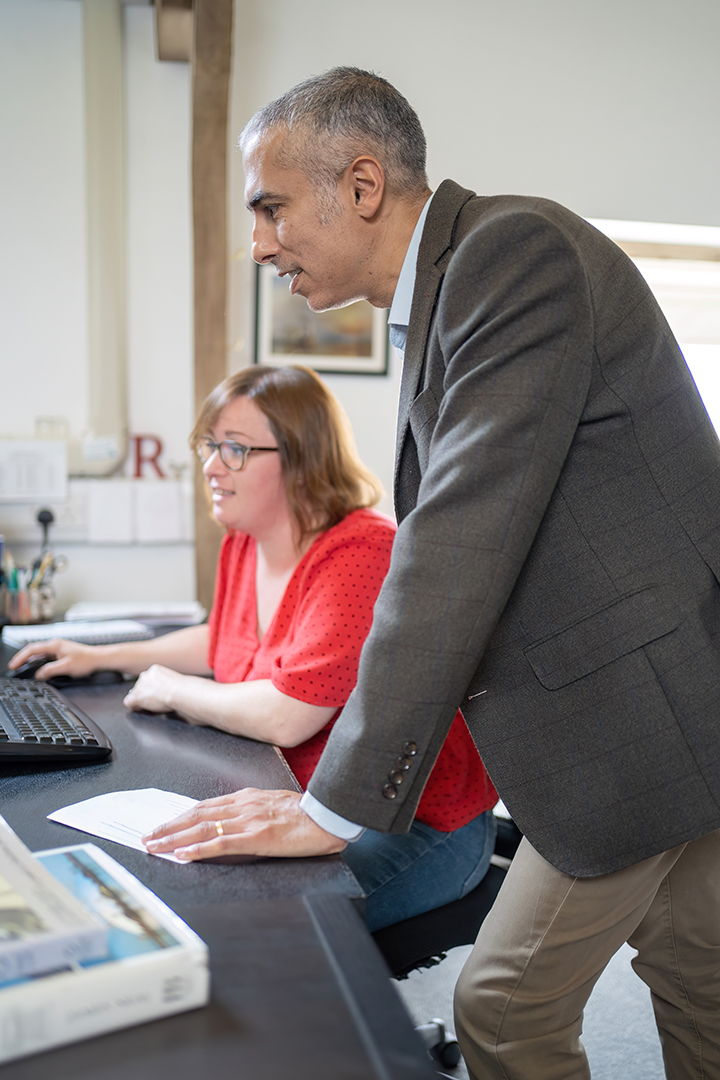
300,791,366,842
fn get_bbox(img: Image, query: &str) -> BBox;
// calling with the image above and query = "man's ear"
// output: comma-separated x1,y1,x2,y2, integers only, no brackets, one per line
343,156,385,219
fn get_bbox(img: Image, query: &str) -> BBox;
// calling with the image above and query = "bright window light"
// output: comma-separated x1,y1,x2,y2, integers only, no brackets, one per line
682,344,720,434
589,218,720,436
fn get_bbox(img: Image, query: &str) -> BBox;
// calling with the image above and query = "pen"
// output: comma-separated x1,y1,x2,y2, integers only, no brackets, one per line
30,550,54,589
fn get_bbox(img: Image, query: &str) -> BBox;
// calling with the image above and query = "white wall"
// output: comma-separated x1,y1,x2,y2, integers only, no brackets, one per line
230,0,720,226
0,0,88,441
0,1,193,467
125,6,193,472
228,0,720,512
2,0,720,608
0,1,195,610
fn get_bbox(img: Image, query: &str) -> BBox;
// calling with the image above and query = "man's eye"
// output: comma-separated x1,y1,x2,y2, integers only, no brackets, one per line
265,205,278,219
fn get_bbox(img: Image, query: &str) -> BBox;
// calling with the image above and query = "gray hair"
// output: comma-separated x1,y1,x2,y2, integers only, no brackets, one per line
239,67,429,200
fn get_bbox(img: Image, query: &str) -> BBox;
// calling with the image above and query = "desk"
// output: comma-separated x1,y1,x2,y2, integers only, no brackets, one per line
1,658,437,1079
2,893,436,1080
1,673,359,908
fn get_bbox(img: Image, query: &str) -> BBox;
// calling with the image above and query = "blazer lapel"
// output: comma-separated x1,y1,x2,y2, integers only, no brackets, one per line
394,180,477,509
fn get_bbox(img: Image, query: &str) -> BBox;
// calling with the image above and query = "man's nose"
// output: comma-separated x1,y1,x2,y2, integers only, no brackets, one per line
252,218,279,264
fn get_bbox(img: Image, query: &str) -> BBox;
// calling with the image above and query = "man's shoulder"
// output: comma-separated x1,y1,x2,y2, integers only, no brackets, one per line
458,191,590,246
429,180,594,252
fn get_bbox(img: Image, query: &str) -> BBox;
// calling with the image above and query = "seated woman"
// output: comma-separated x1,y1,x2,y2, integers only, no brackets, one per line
10,365,498,931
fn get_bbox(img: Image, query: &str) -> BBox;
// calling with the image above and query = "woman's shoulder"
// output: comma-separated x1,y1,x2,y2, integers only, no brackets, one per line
305,509,396,565
325,508,396,544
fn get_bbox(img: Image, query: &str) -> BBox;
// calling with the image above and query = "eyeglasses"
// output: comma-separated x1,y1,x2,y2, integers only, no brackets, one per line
196,438,279,471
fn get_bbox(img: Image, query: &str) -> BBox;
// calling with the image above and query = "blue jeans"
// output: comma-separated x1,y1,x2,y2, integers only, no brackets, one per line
342,809,497,933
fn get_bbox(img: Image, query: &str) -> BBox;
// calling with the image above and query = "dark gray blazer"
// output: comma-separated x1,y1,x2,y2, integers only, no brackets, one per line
309,179,720,876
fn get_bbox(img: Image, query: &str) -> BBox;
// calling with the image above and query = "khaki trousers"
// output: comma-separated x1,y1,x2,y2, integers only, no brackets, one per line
454,829,720,1079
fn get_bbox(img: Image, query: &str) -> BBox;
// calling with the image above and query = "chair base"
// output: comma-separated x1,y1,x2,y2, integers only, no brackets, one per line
415,1019,462,1068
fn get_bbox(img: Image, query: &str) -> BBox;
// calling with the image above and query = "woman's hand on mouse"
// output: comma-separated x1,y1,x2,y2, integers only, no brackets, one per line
8,639,104,680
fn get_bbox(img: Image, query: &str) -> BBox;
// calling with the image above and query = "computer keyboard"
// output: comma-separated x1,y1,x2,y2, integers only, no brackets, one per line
0,678,113,762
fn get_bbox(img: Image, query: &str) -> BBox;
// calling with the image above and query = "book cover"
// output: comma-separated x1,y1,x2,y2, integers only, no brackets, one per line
0,816,107,982
0,843,210,1064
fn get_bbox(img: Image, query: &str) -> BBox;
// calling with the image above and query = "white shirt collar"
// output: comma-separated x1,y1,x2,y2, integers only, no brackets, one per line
388,194,433,353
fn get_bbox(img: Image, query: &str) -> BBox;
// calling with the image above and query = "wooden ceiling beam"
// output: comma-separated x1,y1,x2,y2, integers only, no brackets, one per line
155,0,193,62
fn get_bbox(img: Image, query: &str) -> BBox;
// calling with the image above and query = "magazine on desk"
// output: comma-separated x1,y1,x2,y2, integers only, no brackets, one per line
0,840,210,1064
0,815,107,982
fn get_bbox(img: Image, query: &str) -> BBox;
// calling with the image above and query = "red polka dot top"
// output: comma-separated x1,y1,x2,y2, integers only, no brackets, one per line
208,508,497,831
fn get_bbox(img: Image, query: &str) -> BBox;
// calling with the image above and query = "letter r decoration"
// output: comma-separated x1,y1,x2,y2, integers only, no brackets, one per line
131,435,166,479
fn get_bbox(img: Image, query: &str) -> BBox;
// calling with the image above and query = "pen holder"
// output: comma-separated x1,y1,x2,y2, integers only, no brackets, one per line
3,584,56,625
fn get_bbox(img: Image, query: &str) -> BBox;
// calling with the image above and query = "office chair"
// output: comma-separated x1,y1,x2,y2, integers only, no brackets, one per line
372,814,522,1069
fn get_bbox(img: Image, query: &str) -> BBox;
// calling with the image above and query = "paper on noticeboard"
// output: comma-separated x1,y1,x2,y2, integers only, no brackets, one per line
0,441,67,502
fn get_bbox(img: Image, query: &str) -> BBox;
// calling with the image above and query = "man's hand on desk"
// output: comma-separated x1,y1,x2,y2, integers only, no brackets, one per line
142,788,348,860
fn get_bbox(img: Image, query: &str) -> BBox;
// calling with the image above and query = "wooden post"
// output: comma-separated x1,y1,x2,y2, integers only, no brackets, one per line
191,0,233,611
79,0,128,477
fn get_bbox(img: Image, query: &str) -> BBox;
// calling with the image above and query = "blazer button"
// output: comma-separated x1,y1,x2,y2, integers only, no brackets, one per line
396,756,413,770
388,770,404,785
382,783,398,799
403,741,418,756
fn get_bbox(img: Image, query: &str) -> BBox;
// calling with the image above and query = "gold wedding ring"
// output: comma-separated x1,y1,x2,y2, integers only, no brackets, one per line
215,820,224,837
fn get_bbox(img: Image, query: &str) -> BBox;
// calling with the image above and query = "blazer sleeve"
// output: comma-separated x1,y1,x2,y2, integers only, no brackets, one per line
309,208,596,832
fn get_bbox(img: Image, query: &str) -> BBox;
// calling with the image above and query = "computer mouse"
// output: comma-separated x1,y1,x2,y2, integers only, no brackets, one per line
49,669,125,688
86,669,125,685
5,655,51,679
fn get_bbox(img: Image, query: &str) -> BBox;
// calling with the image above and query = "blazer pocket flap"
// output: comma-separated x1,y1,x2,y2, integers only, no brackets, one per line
525,586,679,690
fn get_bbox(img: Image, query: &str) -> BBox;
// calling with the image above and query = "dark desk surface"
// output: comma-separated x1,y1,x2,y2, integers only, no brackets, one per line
1,651,437,1078
1,675,359,909
2,892,437,1080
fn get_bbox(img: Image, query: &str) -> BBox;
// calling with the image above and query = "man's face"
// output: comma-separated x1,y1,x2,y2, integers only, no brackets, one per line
243,130,372,312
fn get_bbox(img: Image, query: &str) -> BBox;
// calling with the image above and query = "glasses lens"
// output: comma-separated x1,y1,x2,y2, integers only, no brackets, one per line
197,439,247,469
220,442,247,470
197,439,215,463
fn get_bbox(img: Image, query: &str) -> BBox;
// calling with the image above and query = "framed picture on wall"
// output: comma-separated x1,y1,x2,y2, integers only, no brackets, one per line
254,263,389,375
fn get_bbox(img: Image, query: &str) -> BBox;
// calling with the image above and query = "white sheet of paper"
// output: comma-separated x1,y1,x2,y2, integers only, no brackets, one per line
87,478,134,543
134,480,184,543
47,788,200,863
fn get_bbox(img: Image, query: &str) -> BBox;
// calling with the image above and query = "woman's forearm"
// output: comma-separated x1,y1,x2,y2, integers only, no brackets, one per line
124,669,336,746
91,625,212,676
7,624,212,680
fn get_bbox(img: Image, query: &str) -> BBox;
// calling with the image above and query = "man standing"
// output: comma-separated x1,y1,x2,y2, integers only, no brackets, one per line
147,68,720,1078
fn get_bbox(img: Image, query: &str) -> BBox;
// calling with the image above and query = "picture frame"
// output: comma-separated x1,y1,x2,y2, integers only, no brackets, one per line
254,263,389,375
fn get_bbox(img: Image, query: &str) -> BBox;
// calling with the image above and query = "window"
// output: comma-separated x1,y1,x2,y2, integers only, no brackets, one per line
588,219,720,430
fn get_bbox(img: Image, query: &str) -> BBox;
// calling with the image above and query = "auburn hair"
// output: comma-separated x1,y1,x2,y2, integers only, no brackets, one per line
190,365,382,542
